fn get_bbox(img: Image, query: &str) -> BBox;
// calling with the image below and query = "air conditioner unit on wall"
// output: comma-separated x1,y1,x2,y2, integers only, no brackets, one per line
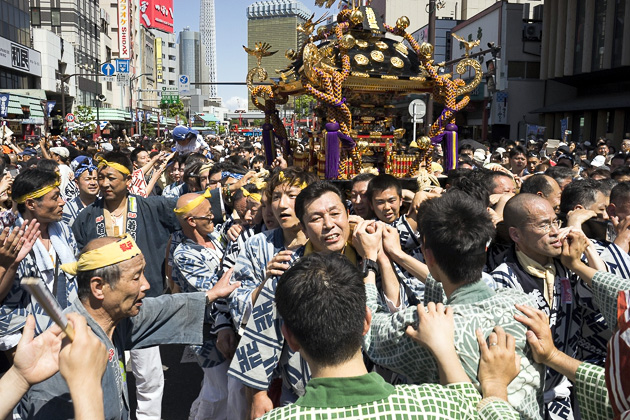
523,23,542,42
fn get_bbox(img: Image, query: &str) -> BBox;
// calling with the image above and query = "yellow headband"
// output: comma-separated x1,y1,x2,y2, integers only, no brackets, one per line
199,162,214,174
174,189,212,216
241,188,262,202
60,234,141,276
278,171,307,190
15,180,60,204
97,158,131,176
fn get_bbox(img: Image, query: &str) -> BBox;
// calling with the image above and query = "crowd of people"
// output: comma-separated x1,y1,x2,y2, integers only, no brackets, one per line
0,125,628,420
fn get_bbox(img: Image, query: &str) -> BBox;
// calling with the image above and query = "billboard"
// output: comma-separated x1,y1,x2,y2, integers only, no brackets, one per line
140,0,174,34
118,0,131,58
0,37,42,77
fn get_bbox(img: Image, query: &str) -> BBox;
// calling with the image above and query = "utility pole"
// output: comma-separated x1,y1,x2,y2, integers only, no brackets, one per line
425,0,437,136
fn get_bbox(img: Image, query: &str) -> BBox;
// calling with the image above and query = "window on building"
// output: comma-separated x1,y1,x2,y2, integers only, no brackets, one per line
31,7,41,26
607,111,615,134
612,0,625,68
591,0,608,71
51,8,61,26
573,0,586,74
507,61,540,79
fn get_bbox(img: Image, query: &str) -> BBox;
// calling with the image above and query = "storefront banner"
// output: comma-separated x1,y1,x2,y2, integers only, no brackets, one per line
0,93,9,118
118,0,131,59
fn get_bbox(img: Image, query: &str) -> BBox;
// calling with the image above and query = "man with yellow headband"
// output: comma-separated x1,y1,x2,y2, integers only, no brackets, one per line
21,234,239,420
0,168,79,354
71,151,179,420
228,180,400,419
172,193,245,420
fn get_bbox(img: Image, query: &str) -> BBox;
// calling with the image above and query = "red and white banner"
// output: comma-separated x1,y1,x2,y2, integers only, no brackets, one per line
139,0,174,34
118,0,131,58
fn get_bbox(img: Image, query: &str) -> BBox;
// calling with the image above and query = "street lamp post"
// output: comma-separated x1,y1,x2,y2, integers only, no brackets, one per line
130,73,151,136
60,71,101,132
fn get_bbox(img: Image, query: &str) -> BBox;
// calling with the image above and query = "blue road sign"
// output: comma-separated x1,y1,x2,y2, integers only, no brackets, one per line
179,75,188,84
116,59,129,73
101,63,115,76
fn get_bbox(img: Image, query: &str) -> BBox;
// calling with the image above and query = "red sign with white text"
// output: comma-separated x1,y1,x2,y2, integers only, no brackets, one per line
140,0,174,34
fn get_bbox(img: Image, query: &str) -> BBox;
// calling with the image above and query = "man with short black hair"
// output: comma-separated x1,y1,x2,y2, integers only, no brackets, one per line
545,166,573,190
483,171,516,195
520,174,562,213
458,143,474,159
260,252,522,419
0,169,76,352
560,179,609,221
362,191,543,419
366,174,420,254
611,165,630,182
349,172,375,220
508,146,527,176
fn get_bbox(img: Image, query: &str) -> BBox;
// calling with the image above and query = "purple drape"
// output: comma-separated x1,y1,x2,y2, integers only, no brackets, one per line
262,123,274,165
443,123,459,172
325,122,341,179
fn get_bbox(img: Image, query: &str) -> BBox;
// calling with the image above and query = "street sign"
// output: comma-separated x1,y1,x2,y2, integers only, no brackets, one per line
178,74,190,94
116,59,130,73
65,113,75,123
161,86,179,104
408,99,426,118
408,99,426,144
101,63,115,76
117,73,130,86
104,76,115,83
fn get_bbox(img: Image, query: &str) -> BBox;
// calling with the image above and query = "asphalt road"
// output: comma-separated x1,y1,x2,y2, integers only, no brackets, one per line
128,344,203,420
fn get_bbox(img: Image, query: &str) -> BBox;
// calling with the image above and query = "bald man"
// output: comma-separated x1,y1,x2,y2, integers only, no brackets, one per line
172,193,245,420
21,235,238,420
491,193,624,419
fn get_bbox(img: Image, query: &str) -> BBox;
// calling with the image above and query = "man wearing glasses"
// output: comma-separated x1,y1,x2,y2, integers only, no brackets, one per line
173,192,243,420
492,193,625,420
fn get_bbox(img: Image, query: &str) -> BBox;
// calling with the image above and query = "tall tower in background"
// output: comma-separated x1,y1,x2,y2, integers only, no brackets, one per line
200,0,218,98
179,27,202,89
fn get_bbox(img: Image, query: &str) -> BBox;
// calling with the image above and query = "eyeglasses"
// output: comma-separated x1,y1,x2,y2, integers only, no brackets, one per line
188,215,213,222
528,219,562,234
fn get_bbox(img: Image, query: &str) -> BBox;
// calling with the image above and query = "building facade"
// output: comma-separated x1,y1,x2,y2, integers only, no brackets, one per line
1,0,40,90
30,0,101,109
537,0,630,144
370,0,543,40
246,0,311,110
449,1,544,141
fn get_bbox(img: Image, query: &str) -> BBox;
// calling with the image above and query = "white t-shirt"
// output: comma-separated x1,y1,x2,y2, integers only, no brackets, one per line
175,135,209,155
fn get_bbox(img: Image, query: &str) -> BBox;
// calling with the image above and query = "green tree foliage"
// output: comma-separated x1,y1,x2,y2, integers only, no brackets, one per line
160,100,187,125
76,105,95,135
294,95,317,119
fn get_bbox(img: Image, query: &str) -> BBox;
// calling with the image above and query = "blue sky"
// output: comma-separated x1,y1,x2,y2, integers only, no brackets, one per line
173,0,325,111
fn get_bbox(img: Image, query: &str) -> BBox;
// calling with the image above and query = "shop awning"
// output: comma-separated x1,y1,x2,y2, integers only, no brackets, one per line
95,108,133,122
1,89,47,123
195,113,220,123
531,92,630,114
